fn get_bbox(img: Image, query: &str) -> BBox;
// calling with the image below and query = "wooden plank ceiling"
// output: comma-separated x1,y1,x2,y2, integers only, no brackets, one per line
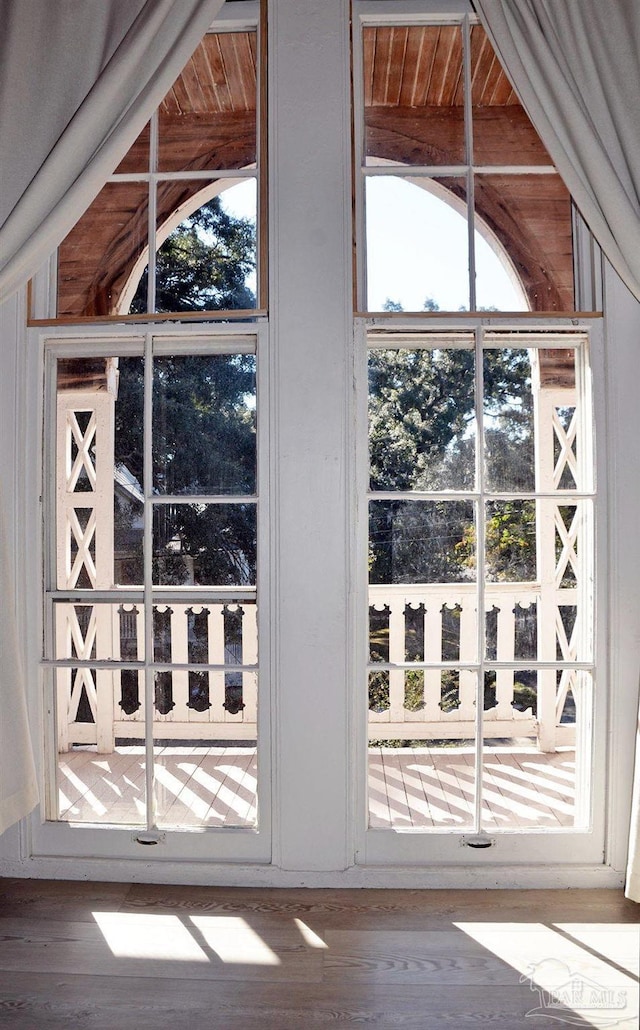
58,25,574,330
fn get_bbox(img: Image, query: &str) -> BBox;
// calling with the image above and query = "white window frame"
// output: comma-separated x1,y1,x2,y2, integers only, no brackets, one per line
27,319,273,867
351,0,610,871
353,313,608,869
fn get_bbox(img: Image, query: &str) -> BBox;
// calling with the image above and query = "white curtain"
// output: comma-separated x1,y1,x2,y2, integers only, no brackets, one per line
0,0,224,834
474,0,640,901
0,493,38,836
474,0,640,303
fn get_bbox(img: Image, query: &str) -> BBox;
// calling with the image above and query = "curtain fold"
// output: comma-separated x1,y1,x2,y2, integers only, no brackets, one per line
0,492,38,836
0,0,224,834
0,0,225,303
474,0,640,901
473,0,640,303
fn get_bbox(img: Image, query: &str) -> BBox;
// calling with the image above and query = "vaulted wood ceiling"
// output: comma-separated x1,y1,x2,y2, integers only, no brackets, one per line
57,24,574,322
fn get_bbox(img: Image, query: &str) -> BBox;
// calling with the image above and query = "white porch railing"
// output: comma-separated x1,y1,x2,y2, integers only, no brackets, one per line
368,582,578,750
56,582,578,753
55,601,258,750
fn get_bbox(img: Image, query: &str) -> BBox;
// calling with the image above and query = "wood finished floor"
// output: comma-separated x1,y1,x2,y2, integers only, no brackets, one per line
58,745,576,831
0,880,637,1028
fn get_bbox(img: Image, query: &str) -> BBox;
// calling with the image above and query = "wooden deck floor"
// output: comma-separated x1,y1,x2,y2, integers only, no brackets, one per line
369,745,576,829
0,879,637,1029
58,744,576,830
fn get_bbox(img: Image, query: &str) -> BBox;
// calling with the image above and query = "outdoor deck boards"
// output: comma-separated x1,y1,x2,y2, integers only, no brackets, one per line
57,745,575,830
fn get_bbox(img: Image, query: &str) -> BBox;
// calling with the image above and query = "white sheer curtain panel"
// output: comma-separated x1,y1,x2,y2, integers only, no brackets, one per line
0,0,225,303
0,0,224,834
474,0,640,302
474,0,640,901
0,493,38,836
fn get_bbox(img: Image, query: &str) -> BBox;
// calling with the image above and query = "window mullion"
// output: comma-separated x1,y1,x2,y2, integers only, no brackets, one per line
147,111,159,316
474,323,486,833
463,13,476,312
142,330,155,831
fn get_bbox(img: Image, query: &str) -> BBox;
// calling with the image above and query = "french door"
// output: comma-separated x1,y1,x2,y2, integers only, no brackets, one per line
33,322,271,864
356,318,607,867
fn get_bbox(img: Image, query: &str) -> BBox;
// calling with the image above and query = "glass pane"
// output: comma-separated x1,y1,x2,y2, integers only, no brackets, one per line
54,668,147,825
150,600,257,669
474,222,529,312
475,174,574,312
483,347,535,492
470,25,554,167
485,501,537,583
485,591,538,663
57,183,149,317
369,663,477,829
158,31,258,172
55,359,114,589
369,500,476,584
366,176,470,312
368,344,475,491
154,739,258,829
555,502,580,589
56,355,145,590
481,669,588,830
54,602,145,662
113,122,150,174
114,356,145,584
364,25,465,166
152,503,256,586
369,586,478,666
128,180,257,314
153,353,256,495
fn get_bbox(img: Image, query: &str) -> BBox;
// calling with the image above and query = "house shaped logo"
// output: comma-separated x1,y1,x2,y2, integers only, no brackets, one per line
521,959,629,1026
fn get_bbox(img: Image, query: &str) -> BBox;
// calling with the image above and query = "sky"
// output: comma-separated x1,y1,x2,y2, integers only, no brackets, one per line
220,176,528,313
365,176,527,313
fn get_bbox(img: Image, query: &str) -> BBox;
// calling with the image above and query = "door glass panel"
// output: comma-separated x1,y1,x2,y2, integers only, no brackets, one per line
369,500,476,585
483,347,535,492
153,738,258,829
153,668,258,830
53,602,145,663
369,665,476,831
366,330,594,839
152,503,256,586
481,669,588,831
54,668,147,826
50,335,262,834
153,353,256,495
369,344,476,491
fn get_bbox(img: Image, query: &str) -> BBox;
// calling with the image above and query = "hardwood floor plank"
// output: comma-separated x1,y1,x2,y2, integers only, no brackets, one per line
0,915,322,984
0,971,615,1030
0,879,131,923
0,884,636,1029
119,885,640,932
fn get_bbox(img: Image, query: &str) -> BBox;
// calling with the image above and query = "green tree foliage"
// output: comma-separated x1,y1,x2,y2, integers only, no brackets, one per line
114,353,257,586
130,196,256,313
369,301,536,584
114,196,258,585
